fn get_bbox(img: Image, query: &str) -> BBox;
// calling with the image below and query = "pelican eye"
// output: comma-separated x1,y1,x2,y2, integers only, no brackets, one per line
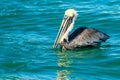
64,15,68,20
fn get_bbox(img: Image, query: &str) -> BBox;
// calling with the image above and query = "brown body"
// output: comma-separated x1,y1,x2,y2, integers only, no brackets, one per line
60,27,110,50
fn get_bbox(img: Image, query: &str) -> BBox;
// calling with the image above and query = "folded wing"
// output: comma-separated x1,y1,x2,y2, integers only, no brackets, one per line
68,27,110,49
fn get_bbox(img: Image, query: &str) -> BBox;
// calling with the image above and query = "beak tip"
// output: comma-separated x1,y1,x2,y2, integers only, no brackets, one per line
53,45,57,48
53,46,55,48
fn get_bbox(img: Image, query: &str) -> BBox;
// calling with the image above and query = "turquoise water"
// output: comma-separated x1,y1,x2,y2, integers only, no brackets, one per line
0,0,120,80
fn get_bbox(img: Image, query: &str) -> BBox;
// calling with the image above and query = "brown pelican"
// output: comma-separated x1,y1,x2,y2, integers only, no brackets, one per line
53,9,110,50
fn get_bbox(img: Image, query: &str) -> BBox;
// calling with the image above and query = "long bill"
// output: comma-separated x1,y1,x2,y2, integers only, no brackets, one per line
53,15,72,48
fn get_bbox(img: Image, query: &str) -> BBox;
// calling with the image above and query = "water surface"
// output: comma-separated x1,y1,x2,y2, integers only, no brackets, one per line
0,0,120,80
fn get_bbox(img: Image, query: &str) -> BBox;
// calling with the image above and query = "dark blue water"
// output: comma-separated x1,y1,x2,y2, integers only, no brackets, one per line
0,0,120,80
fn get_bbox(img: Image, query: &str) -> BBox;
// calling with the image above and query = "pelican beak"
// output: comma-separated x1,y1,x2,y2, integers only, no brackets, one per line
53,15,73,48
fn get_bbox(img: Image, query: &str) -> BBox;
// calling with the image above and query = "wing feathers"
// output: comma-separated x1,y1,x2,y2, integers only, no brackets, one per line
67,27,110,49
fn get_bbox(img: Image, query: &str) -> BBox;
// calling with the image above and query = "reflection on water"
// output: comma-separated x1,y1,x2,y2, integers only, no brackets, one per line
55,50,72,80
55,47,107,80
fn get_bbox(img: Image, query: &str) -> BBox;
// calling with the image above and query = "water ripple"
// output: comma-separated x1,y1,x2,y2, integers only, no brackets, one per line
0,0,120,79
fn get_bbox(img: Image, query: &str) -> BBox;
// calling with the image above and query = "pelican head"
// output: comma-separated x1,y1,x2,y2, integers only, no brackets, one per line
53,9,77,48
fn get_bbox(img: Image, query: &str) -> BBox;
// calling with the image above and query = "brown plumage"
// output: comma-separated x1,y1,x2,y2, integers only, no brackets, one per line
60,27,110,50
